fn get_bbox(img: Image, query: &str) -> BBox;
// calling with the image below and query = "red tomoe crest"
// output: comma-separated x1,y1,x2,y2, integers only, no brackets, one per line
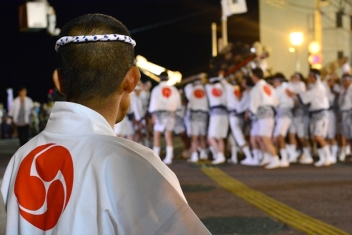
211,88,222,97
263,85,272,96
234,88,241,99
193,89,205,99
162,87,172,98
14,144,74,231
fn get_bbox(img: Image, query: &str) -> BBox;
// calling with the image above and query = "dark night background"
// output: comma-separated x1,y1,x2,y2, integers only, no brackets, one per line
0,0,259,106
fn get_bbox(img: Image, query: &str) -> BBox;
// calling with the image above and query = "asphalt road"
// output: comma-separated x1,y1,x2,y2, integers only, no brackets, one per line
0,138,351,235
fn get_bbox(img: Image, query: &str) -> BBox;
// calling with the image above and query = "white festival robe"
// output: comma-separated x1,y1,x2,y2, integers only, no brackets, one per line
1,102,210,235
249,79,278,115
148,82,181,113
9,96,34,125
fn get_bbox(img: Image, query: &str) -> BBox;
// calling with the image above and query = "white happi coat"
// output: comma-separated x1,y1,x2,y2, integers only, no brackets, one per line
9,96,34,125
1,102,210,235
249,79,278,115
148,81,181,113
275,82,294,110
184,83,208,112
205,82,227,110
221,79,241,113
298,79,329,112
237,90,250,114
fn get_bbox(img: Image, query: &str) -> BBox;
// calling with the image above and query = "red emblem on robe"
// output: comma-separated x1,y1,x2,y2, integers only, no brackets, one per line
162,87,172,98
263,85,272,96
194,89,205,98
211,88,222,97
14,144,74,231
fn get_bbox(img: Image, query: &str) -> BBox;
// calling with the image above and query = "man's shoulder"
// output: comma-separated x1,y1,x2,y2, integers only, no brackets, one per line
87,135,155,157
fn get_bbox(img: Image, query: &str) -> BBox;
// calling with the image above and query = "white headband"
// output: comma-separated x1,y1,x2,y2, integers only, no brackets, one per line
55,34,136,52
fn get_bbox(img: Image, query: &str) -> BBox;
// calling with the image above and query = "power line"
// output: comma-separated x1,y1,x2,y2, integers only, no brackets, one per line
130,7,219,34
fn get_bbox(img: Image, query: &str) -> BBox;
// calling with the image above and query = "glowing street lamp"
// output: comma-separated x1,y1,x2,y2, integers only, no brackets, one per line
135,55,182,86
289,32,304,72
290,32,304,46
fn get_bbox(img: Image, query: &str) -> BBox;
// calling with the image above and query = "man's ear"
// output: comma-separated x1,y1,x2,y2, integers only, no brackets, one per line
123,66,141,93
52,69,66,95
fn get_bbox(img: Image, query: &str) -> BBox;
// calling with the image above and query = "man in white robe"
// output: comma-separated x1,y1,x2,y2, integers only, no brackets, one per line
148,72,182,165
287,69,334,167
221,77,254,165
1,14,210,235
184,79,209,162
272,74,294,167
205,75,229,165
287,73,312,164
338,73,352,162
249,68,280,169
9,87,34,146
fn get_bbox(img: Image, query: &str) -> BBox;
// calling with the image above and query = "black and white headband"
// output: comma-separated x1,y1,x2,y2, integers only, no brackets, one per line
55,34,136,52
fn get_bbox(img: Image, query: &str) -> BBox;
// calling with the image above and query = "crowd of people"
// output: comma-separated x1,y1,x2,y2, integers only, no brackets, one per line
114,67,352,169
0,87,53,145
2,67,352,170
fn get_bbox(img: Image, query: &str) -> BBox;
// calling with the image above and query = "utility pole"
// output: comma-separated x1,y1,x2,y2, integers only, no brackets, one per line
221,15,228,48
314,0,322,67
212,23,218,57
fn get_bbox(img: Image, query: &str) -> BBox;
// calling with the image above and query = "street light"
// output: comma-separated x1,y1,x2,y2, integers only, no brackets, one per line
289,32,304,72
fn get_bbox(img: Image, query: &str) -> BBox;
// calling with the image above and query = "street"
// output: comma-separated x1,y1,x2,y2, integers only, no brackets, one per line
0,138,351,235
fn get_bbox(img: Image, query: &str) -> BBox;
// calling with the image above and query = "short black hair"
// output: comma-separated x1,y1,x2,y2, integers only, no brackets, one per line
252,68,264,80
244,75,254,87
57,14,135,102
18,86,27,93
309,68,320,78
273,72,286,82
342,73,352,80
293,72,304,80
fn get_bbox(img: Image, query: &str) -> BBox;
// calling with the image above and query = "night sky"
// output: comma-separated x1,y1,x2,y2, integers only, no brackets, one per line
0,0,259,105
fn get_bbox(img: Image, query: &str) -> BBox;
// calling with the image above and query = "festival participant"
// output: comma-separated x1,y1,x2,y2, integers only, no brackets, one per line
338,73,352,162
205,72,229,165
131,83,146,144
249,68,280,169
114,106,135,140
323,75,339,163
173,91,191,159
287,73,312,164
140,81,152,148
1,14,209,234
184,78,209,162
8,87,34,146
149,71,182,165
240,77,257,164
272,73,294,167
286,69,334,167
221,77,254,165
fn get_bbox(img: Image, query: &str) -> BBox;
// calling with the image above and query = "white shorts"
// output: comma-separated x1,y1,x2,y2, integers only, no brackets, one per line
327,110,336,139
190,121,207,136
229,116,246,147
208,115,229,139
273,117,291,137
114,116,134,136
250,118,274,137
154,117,175,132
289,116,309,138
310,116,328,138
